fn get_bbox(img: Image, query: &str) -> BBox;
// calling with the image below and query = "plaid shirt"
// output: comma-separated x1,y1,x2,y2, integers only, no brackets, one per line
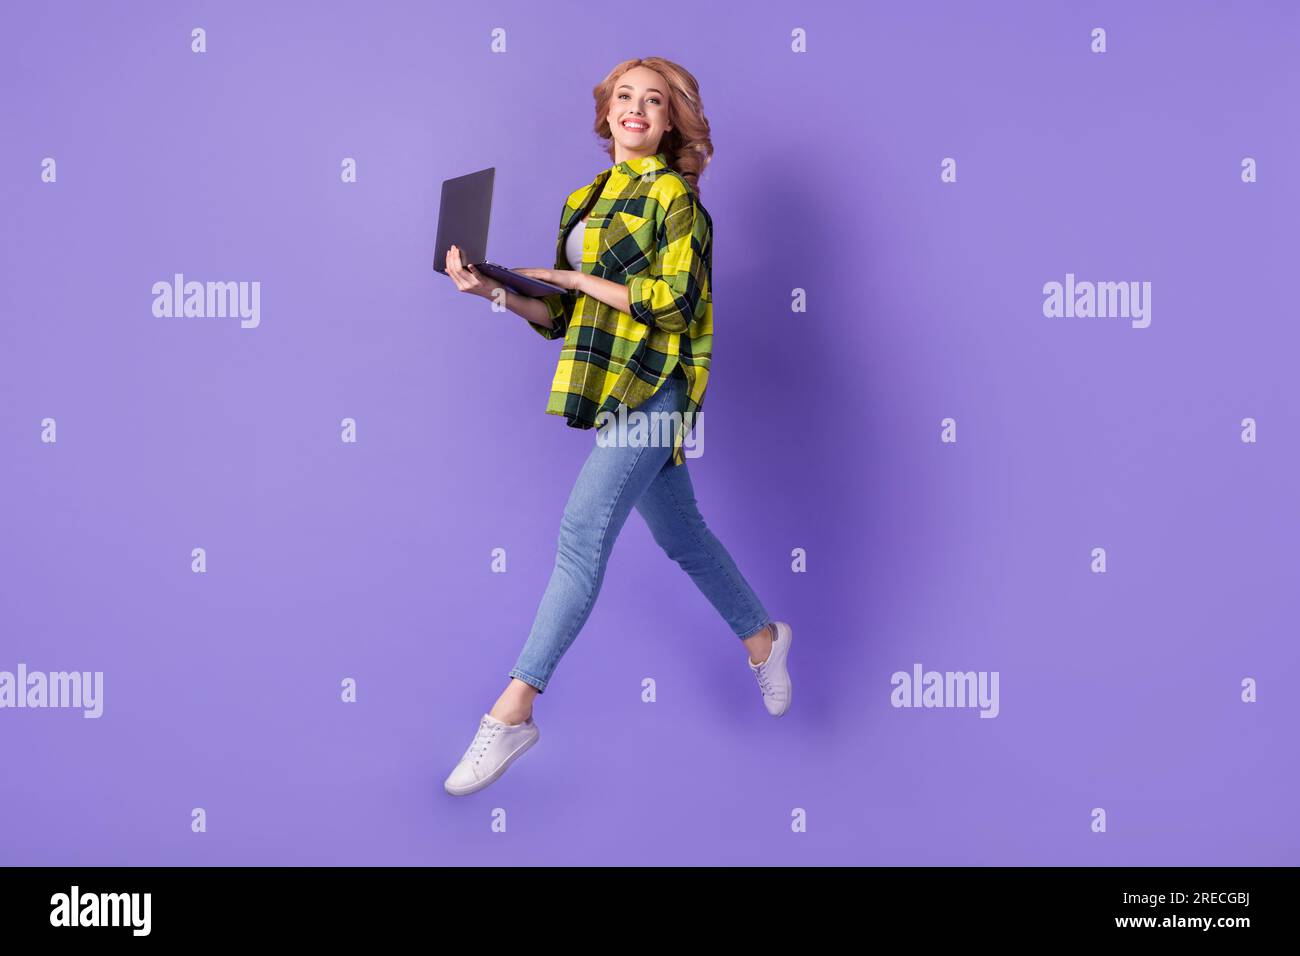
528,152,713,467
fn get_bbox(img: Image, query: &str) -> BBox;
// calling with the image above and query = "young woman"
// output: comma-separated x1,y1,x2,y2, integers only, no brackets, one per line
440,57,793,796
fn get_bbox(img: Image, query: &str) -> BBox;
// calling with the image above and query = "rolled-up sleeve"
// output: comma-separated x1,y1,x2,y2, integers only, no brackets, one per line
528,196,581,340
626,188,711,335
529,289,573,340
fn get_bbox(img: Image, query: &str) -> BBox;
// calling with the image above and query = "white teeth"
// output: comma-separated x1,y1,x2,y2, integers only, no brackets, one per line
622,121,647,130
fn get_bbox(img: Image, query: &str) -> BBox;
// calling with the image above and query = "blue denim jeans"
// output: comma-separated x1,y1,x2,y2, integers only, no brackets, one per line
509,365,772,693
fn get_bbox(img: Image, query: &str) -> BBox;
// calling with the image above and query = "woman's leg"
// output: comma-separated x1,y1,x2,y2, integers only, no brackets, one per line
633,457,775,661
501,374,689,709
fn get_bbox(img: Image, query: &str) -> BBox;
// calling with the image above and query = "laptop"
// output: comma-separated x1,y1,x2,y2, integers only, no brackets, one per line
433,167,567,297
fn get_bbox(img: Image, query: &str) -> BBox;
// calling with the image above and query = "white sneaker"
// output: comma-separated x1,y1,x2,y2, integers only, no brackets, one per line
749,621,793,716
443,713,540,796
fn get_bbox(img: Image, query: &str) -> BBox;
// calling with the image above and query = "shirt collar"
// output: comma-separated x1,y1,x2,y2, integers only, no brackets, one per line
611,152,668,179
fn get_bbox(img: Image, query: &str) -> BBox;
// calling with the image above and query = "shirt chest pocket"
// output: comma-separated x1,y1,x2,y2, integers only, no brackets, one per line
591,211,655,273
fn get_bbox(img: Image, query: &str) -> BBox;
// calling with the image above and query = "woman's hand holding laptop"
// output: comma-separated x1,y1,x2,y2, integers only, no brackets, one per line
443,244,507,300
512,267,579,291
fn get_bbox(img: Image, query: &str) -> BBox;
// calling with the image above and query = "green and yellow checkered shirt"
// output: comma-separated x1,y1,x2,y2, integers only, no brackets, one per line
528,151,713,467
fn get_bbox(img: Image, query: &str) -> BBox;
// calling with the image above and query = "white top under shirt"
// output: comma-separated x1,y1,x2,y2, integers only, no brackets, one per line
564,217,587,270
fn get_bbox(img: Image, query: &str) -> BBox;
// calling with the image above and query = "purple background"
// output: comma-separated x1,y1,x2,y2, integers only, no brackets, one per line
2,0,1296,866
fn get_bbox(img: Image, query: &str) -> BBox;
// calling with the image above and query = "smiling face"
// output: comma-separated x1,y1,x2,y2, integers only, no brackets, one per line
606,65,673,164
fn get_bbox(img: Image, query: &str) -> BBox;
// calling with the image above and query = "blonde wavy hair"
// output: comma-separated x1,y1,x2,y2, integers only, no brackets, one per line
592,57,714,199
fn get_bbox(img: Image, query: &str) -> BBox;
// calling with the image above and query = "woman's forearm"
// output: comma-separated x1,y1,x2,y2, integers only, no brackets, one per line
573,272,631,313
497,270,633,331
502,289,554,329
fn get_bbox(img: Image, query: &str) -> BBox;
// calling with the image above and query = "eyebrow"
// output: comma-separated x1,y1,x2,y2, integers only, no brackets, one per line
617,84,663,95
